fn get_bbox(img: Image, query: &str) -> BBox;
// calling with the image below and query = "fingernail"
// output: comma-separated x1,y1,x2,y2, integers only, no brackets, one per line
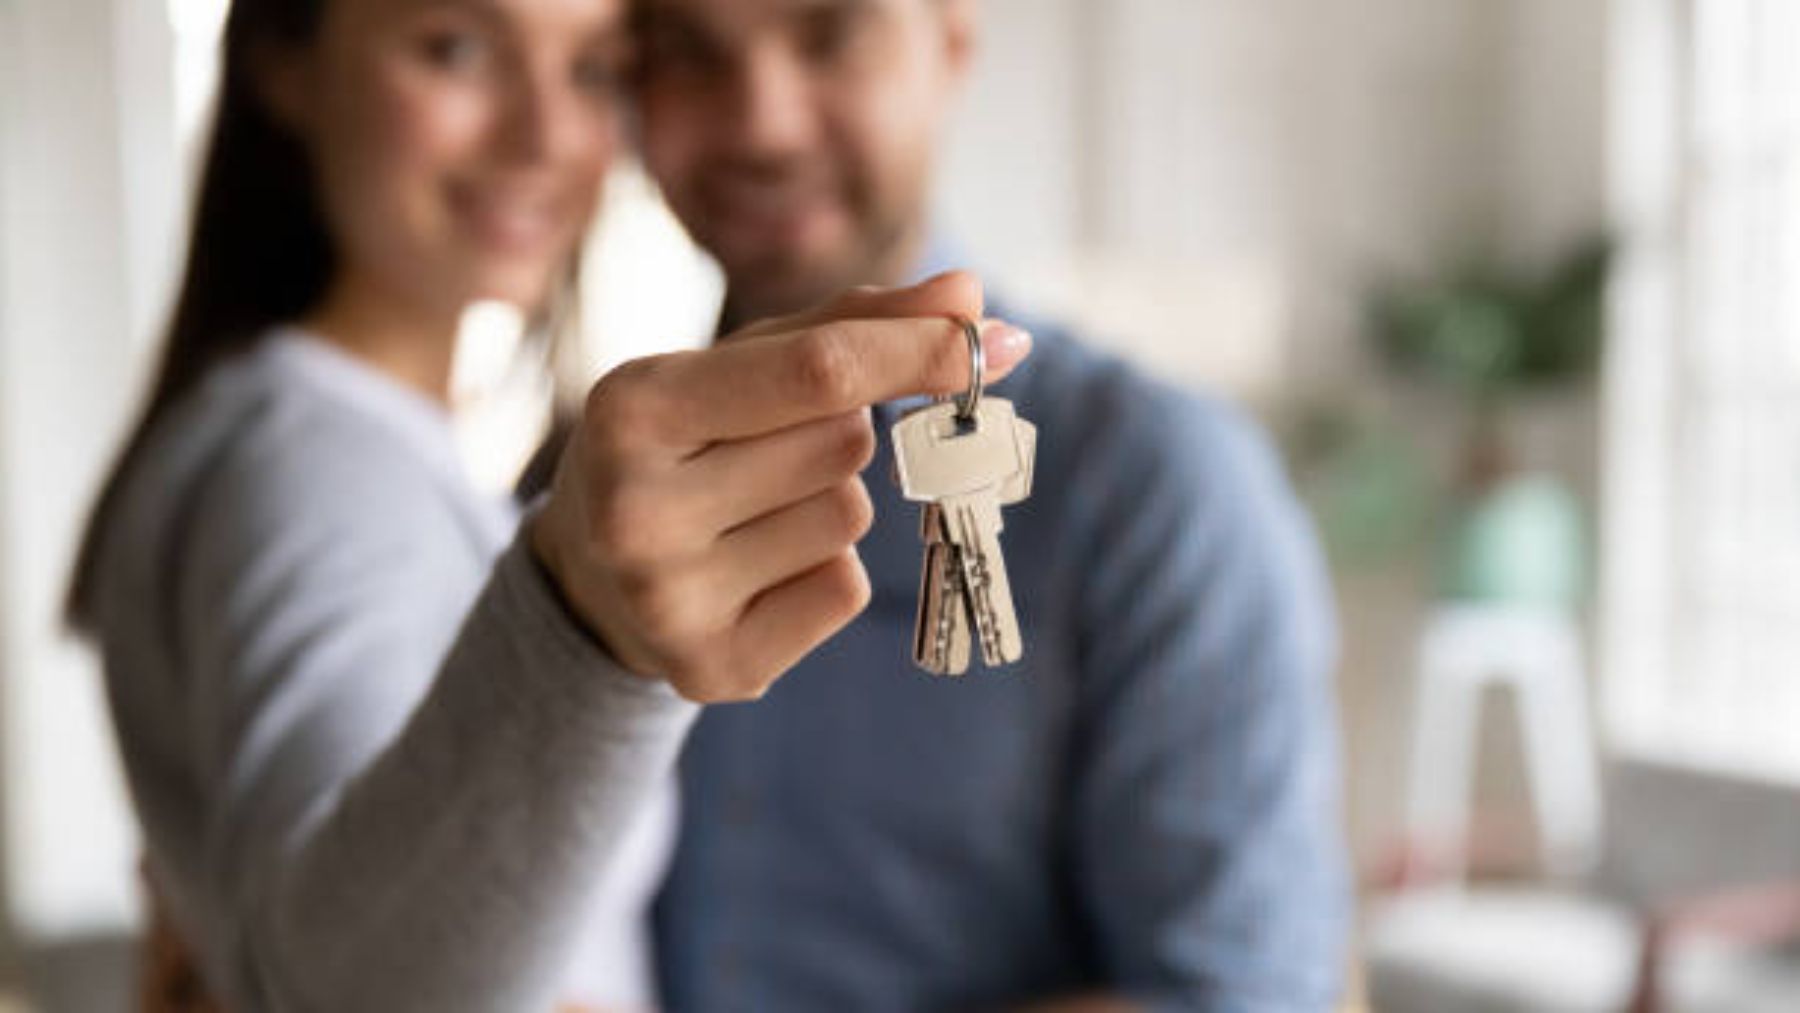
980,321,1033,370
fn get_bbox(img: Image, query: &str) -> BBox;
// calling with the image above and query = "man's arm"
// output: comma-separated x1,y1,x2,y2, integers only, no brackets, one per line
1063,381,1349,1010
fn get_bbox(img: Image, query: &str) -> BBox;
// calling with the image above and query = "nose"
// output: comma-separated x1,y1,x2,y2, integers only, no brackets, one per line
496,63,601,166
726,43,818,159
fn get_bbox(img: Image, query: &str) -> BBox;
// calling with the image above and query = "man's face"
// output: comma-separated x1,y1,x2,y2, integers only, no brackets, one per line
634,0,973,319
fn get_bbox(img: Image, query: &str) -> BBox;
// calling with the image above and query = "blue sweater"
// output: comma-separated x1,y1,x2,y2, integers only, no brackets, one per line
655,306,1350,1011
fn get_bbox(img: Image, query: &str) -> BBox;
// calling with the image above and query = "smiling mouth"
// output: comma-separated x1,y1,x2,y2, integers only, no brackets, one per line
451,187,566,254
705,172,843,230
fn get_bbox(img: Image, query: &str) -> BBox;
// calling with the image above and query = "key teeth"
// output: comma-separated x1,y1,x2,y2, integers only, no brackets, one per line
913,534,973,676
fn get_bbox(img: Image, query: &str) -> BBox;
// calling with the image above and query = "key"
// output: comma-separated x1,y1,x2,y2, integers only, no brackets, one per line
898,402,1034,505
942,491,1024,666
894,398,1016,675
892,398,1030,503
902,400,1028,674
913,504,972,675
893,398,1036,670
999,415,1036,505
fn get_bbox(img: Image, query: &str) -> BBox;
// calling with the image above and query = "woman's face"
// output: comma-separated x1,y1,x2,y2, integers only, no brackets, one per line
277,0,630,316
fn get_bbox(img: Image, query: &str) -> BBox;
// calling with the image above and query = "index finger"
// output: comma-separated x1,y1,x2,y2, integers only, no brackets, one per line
731,270,985,342
661,315,1033,444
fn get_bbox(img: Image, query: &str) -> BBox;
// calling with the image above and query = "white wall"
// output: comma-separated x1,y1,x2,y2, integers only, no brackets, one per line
0,0,175,943
941,0,1609,404
1503,0,1610,266
0,0,19,960
939,0,1611,863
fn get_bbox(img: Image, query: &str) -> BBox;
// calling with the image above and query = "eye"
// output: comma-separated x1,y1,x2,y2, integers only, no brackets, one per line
418,25,492,74
797,6,861,65
640,20,724,79
573,47,630,97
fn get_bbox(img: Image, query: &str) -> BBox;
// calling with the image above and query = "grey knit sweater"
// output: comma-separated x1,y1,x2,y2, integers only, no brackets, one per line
88,331,696,1011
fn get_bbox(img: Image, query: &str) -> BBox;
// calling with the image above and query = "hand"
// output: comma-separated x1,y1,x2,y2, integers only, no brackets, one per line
530,271,1032,703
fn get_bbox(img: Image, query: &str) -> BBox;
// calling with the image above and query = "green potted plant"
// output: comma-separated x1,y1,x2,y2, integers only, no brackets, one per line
1368,237,1611,609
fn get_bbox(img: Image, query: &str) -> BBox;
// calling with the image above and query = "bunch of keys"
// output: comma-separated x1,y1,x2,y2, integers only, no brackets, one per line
891,318,1037,675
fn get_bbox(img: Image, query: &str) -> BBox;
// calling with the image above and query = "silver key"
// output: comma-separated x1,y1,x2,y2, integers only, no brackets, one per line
892,398,1030,502
903,405,1022,676
933,419,1030,671
913,504,972,675
942,492,1023,666
999,415,1036,504
893,399,1036,670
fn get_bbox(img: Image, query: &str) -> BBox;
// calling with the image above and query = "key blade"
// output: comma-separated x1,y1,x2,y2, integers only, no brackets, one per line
944,494,1025,667
913,538,972,675
919,500,944,545
914,504,944,670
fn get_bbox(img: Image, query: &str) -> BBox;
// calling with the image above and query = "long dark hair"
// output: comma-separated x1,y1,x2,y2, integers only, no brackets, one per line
66,0,335,629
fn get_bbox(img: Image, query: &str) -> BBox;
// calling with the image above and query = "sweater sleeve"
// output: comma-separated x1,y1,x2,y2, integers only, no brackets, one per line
168,409,696,1013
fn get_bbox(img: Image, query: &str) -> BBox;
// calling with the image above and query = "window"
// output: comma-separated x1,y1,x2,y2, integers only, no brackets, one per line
1604,0,1800,779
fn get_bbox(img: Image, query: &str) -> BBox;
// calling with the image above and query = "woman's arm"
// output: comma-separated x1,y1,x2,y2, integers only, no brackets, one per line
175,416,693,1013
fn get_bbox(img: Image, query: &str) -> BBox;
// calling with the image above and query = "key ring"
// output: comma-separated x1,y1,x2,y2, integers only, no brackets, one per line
953,316,984,423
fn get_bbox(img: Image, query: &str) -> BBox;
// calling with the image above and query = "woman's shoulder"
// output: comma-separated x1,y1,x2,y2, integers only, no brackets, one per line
101,338,466,589
161,340,438,500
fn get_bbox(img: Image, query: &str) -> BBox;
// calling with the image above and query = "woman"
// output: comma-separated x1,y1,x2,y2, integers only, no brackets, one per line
68,0,1028,1007
69,0,690,1006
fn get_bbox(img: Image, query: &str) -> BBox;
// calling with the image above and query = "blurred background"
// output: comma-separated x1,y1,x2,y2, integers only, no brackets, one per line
2,0,1799,1009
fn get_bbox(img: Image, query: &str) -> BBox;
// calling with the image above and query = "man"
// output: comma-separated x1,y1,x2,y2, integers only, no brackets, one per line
633,0,1349,1007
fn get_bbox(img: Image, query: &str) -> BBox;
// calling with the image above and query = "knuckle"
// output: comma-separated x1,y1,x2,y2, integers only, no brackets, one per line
792,327,861,409
936,270,985,319
819,552,872,619
584,366,632,425
582,370,617,420
663,658,718,703
829,480,875,541
587,360,668,450
899,270,983,324
668,653,755,704
827,411,878,473
839,555,874,614
828,285,884,316
673,682,728,705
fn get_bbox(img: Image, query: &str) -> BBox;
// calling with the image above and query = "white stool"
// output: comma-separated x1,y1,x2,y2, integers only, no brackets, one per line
1403,604,1602,885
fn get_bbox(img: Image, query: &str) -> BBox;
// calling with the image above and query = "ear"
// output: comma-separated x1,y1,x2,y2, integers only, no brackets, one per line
937,0,978,85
